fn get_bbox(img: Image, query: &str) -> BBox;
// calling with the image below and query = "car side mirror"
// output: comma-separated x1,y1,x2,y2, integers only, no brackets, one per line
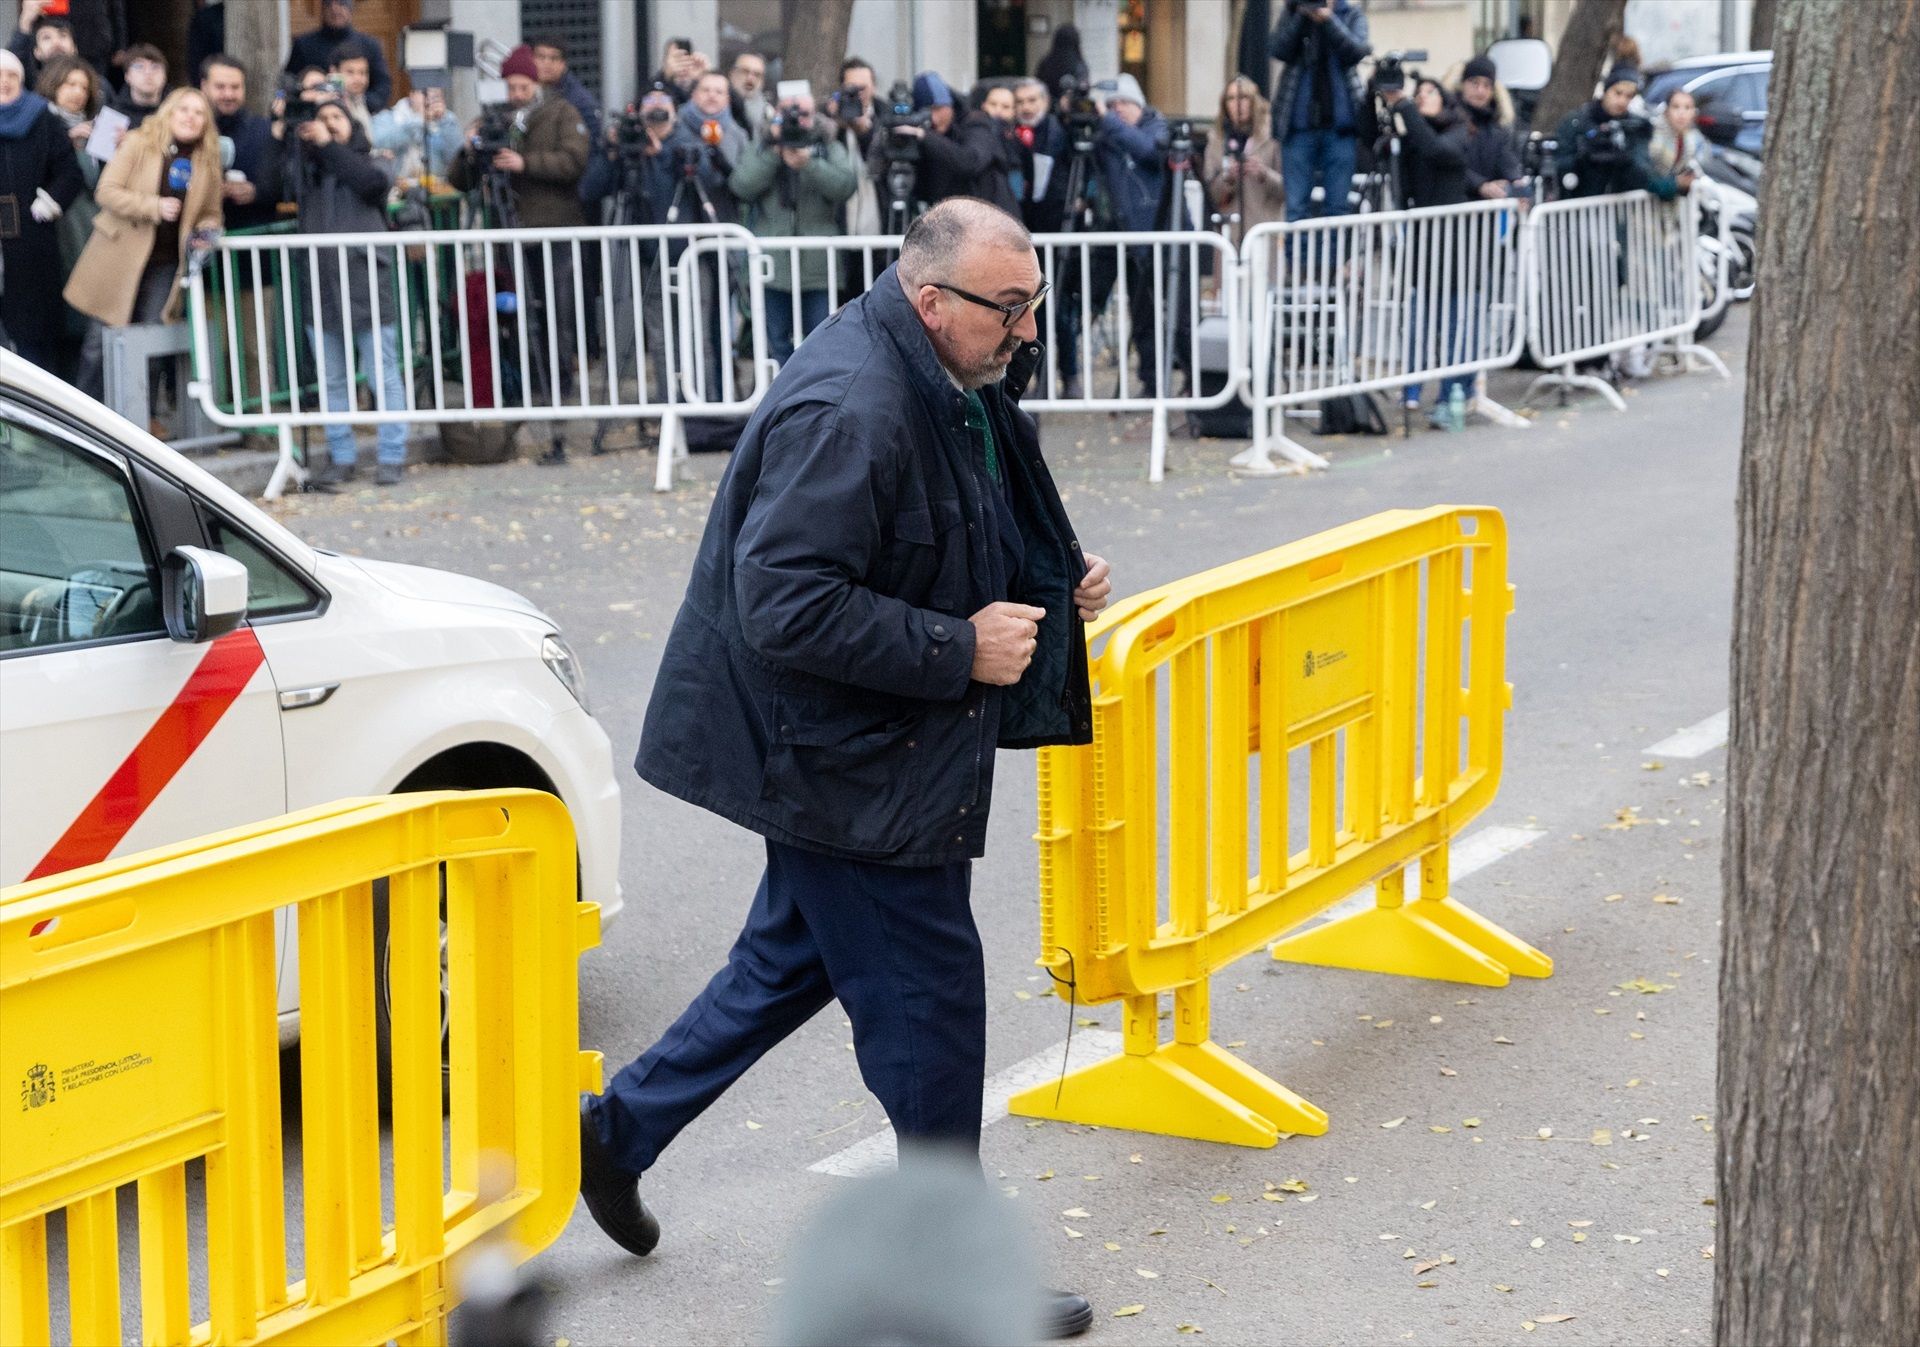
162,546,250,643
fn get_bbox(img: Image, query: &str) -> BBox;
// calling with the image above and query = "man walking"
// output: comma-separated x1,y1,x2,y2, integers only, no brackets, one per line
577,198,1110,1340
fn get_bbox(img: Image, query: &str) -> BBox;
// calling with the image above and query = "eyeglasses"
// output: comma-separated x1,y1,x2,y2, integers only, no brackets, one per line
934,280,1050,328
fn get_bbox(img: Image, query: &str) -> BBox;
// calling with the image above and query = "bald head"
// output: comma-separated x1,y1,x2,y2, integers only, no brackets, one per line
897,199,1034,291
898,200,1043,389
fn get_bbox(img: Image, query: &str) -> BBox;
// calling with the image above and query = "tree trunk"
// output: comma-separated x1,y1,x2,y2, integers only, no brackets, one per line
1717,2,1920,1345
1748,0,1779,51
1532,0,1627,132
225,0,283,118
781,0,857,102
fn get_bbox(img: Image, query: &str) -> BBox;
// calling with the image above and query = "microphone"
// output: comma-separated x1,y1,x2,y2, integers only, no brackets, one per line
167,156,193,192
700,118,724,147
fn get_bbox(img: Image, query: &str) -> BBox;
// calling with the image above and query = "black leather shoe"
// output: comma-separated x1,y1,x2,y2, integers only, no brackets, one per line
578,1096,659,1256
1043,1288,1093,1338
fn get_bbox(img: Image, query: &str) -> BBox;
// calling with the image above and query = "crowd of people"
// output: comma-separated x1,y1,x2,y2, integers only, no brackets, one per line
0,0,1718,476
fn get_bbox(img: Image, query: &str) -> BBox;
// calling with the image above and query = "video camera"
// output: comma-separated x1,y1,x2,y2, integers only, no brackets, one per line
1576,115,1650,167
826,84,868,122
278,73,339,129
771,102,818,150
1057,75,1101,139
1369,49,1428,95
877,80,931,160
472,104,515,159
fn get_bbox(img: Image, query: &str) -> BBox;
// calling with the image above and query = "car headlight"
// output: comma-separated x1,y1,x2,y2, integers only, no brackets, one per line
542,633,589,710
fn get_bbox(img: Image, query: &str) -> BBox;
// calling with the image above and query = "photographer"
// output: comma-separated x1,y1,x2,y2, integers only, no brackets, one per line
677,71,746,221
1456,56,1525,202
825,57,882,236
285,0,391,113
1089,74,1170,396
1202,75,1284,248
283,99,409,487
729,92,856,363
891,71,1017,217
1380,76,1474,426
449,44,589,409
370,86,460,188
1269,0,1371,221
1551,67,1683,200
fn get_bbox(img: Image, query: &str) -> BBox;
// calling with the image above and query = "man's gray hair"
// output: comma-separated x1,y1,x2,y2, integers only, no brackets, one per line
1015,76,1047,95
898,199,1032,288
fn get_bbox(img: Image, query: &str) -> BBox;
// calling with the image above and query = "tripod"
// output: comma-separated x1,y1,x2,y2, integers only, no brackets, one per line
881,147,920,235
590,150,665,457
1048,124,1100,397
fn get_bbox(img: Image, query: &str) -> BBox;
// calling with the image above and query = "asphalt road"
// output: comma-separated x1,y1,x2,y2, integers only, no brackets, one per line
258,310,1748,1346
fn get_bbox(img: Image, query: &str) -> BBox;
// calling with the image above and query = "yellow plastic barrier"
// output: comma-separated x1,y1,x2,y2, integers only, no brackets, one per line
0,791,602,1346
1009,507,1550,1147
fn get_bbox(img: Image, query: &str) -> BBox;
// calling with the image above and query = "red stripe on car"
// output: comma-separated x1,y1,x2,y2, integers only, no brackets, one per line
25,628,269,882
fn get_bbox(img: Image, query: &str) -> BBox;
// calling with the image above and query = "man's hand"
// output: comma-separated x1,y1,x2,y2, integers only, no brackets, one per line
222,179,257,205
298,118,331,145
492,148,525,173
1675,169,1696,192
1074,553,1112,622
156,196,183,223
891,124,924,139
1380,85,1406,106
779,146,812,171
969,602,1047,686
1478,180,1509,199
17,0,45,35
1305,1,1331,20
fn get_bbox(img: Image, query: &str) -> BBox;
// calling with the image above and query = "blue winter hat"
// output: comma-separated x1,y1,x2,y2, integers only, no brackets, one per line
912,71,954,110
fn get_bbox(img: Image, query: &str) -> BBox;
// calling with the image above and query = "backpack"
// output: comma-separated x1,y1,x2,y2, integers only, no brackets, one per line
1314,391,1389,436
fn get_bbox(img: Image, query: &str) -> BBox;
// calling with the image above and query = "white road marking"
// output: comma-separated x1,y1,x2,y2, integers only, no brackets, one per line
808,1029,1125,1178
1314,824,1549,924
1645,708,1730,759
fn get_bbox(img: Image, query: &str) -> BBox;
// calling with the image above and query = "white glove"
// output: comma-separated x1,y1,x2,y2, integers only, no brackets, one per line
30,188,62,224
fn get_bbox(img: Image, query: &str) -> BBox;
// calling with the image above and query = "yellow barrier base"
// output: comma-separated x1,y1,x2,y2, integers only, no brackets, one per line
1270,895,1553,986
1007,1040,1329,1147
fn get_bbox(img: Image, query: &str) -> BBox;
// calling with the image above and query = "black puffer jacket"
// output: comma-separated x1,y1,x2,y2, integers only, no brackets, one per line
635,263,1093,866
1393,101,1470,209
917,109,1021,217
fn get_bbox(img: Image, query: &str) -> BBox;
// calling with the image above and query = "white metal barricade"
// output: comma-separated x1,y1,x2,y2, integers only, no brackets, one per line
724,230,1241,483
1235,199,1528,474
185,223,767,496
1521,190,1729,410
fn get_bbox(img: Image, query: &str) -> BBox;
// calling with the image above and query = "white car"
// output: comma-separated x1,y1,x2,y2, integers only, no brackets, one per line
0,351,622,1052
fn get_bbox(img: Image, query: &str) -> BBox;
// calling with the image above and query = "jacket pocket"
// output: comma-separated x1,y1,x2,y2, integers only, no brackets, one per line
92,213,124,241
757,693,926,856
885,496,968,614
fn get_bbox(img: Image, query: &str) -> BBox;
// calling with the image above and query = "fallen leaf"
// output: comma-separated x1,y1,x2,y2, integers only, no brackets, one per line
1522,1321,1537,1331
1129,1153,1143,1164
1210,1193,1233,1204
1615,1234,1642,1244
1572,1233,1587,1243
1652,894,1683,905
1223,1040,1247,1048
1537,1128,1554,1140
1296,1194,1319,1204
1104,1240,1121,1250
1036,1170,1055,1181
1463,1117,1483,1128
1416,1280,1438,1288
1112,1305,1145,1318
1063,1207,1091,1219
1382,1116,1408,1129
1148,1229,1167,1237
1076,1017,1100,1027
1494,1283,1514,1293
745,1120,763,1130
1414,1259,1444,1275
1420,1200,1437,1210
1641,761,1664,771
1276,1179,1310,1193
1657,1268,1671,1278
1013,990,1033,1000
1177,1325,1203,1335
1261,1192,1285,1202
1604,893,1625,903
1439,1066,1459,1077
1430,1015,1444,1024
1136,1268,1159,1279
1536,1313,1575,1323
1592,1129,1613,1146
1375,1019,1395,1029
1430,1125,1453,1134
1531,1238,1545,1249
1064,1226,1084,1239
1494,1037,1515,1045
1617,977,1675,994
1569,1220,1593,1228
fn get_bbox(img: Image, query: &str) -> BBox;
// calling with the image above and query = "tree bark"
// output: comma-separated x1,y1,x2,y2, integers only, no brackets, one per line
1717,2,1920,1345
1532,0,1628,132
1749,0,1779,51
224,0,283,118
781,0,857,102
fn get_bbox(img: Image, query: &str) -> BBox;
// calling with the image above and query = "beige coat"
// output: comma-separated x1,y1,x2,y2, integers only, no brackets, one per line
63,132,223,326
1202,120,1286,248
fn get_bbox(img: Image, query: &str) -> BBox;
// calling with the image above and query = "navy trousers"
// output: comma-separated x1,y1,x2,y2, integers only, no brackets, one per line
588,839,986,1174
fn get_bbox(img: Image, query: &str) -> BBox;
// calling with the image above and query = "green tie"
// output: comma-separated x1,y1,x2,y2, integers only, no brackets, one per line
963,390,1000,486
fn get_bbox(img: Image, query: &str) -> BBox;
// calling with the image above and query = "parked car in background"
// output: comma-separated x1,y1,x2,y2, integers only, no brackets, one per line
1647,52,1771,158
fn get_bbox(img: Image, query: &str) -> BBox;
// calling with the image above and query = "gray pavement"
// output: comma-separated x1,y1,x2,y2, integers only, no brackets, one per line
268,309,1747,1346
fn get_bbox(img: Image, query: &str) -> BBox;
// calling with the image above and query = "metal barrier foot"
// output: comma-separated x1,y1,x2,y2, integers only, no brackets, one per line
1523,370,1627,413
1007,1038,1328,1147
1471,395,1531,430
1270,895,1552,987
1670,343,1731,380
653,411,686,492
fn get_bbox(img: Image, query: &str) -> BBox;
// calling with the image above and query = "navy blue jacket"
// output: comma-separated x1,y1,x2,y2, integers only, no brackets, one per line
1269,0,1371,138
214,108,281,232
285,24,392,112
551,72,603,143
1094,107,1169,231
634,264,1093,865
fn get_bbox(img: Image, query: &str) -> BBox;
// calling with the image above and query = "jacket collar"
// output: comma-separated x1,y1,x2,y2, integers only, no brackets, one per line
869,263,973,422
